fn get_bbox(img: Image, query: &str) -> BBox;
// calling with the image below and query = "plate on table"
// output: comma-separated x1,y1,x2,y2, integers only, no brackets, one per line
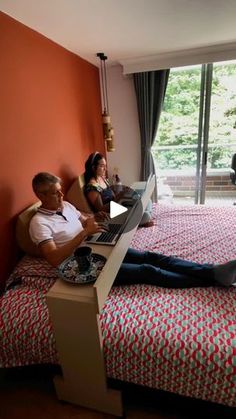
57,253,107,284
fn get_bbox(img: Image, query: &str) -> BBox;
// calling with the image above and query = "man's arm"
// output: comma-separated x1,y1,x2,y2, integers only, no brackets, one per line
39,218,102,267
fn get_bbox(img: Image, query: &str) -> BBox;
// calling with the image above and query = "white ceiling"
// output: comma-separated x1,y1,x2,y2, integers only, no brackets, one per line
1,0,236,71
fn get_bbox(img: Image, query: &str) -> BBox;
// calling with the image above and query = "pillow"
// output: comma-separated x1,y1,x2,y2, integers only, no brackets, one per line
5,254,58,292
66,174,93,214
16,202,41,257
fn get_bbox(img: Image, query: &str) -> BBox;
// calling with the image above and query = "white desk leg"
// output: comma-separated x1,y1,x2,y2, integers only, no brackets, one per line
47,296,123,416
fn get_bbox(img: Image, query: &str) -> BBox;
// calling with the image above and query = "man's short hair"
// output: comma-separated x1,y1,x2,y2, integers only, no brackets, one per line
32,172,61,195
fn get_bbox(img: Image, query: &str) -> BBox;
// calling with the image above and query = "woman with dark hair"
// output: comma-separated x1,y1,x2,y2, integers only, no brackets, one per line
84,152,116,212
84,152,153,227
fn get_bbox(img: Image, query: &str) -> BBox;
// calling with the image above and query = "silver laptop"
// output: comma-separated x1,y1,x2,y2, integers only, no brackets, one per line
85,200,139,246
85,175,153,246
119,173,153,203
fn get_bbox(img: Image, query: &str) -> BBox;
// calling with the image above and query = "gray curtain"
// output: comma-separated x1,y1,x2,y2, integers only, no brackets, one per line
133,69,169,201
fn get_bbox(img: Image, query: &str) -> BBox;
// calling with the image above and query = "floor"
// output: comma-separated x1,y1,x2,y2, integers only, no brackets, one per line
0,366,235,419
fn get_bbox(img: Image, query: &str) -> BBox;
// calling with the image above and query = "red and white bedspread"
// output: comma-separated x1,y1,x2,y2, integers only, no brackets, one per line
0,204,236,407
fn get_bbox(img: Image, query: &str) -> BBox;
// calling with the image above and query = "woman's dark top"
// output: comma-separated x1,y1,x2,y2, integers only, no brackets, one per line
84,179,114,212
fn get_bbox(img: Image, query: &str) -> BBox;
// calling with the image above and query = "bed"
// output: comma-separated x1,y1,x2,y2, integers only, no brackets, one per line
0,203,236,408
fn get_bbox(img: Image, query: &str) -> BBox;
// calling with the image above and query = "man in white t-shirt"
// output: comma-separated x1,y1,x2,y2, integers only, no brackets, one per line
29,172,104,267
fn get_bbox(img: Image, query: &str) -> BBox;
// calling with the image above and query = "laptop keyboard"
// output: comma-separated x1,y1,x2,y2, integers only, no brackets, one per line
122,188,143,199
86,223,121,243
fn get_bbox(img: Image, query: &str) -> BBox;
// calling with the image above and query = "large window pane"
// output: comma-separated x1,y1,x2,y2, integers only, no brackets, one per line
153,65,201,172
153,60,236,206
207,61,236,171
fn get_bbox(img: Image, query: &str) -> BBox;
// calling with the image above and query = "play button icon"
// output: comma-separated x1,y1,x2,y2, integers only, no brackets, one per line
110,201,128,219
93,184,145,231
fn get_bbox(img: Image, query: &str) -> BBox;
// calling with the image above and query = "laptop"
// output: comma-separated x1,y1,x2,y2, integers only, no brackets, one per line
85,174,153,246
119,173,153,202
85,200,139,246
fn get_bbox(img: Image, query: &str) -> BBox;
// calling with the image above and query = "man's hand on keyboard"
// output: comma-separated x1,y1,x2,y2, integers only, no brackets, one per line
94,212,111,231
97,221,110,232
94,211,110,222
83,217,104,236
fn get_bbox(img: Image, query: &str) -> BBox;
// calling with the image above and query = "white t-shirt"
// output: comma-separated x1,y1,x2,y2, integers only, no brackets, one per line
29,201,83,247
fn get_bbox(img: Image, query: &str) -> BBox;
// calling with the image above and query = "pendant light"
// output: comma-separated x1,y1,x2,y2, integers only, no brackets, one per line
97,52,115,152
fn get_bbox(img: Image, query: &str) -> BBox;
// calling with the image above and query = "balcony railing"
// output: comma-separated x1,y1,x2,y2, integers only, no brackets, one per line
152,141,235,176
152,142,236,197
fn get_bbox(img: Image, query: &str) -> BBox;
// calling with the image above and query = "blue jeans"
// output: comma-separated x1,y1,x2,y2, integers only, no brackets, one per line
114,248,216,288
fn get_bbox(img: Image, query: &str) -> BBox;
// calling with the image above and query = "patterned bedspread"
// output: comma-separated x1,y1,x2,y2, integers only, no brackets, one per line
0,204,236,407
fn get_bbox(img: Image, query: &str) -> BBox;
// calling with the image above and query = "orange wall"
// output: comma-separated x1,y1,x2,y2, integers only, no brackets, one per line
0,12,105,289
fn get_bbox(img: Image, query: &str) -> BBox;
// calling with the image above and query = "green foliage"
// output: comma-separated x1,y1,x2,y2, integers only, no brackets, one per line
154,62,236,170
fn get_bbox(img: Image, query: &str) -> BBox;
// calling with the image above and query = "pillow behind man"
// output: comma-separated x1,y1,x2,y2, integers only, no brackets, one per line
65,175,93,214
16,202,41,257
